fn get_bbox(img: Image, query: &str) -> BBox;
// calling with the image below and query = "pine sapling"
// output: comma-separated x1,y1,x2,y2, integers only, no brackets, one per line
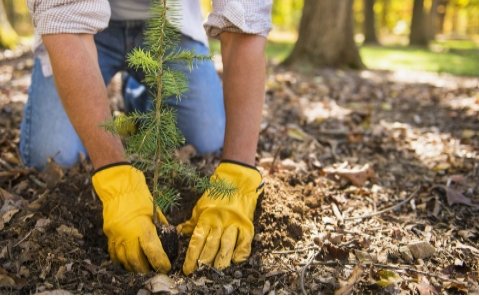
104,0,235,219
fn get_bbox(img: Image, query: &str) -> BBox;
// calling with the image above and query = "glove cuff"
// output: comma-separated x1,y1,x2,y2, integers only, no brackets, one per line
92,162,148,204
216,160,263,193
220,159,260,173
93,161,132,175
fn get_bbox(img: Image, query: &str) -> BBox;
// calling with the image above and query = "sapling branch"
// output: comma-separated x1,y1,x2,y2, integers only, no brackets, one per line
104,0,236,216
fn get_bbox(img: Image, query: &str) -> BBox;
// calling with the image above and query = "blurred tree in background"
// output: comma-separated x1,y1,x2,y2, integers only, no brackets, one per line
0,0,31,48
1,0,477,74
3,0,31,35
410,0,430,46
2,0,477,48
272,0,304,31
283,0,364,69
364,0,380,44
0,0,17,49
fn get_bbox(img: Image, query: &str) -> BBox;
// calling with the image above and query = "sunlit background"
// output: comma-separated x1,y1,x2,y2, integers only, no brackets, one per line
1,0,479,76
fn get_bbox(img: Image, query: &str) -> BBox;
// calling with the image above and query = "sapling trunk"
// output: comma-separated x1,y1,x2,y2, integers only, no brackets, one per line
151,0,166,227
104,0,236,235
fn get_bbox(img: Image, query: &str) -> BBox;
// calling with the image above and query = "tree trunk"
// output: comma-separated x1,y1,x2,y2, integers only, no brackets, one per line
0,0,18,49
364,0,379,44
381,0,391,34
283,0,364,69
450,4,458,34
436,0,449,34
3,0,33,35
427,0,439,40
409,0,429,46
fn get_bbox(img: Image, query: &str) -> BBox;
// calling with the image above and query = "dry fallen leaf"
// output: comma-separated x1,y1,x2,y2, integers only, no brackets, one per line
175,144,197,163
324,244,350,261
416,275,436,294
354,250,375,263
0,200,20,231
399,246,414,263
443,281,469,294
434,185,479,208
0,266,23,289
223,283,234,294
36,289,72,295
0,188,17,200
192,276,213,286
35,218,51,230
432,162,450,172
56,225,83,239
0,274,16,288
376,270,402,288
1,208,19,227
461,129,475,139
144,274,178,294
286,124,311,141
335,265,363,294
39,161,64,188
324,164,375,187
259,157,274,169
262,280,271,294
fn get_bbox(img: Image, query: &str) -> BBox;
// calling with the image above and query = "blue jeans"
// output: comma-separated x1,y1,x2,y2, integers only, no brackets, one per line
20,20,225,170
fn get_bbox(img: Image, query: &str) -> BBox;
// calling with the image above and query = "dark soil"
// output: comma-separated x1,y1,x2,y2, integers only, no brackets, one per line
0,49,478,294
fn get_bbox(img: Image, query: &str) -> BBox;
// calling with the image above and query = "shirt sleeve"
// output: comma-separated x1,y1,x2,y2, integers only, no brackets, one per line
27,0,111,35
204,0,272,39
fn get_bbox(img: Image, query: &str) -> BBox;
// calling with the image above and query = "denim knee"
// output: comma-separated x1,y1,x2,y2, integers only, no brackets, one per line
19,59,86,170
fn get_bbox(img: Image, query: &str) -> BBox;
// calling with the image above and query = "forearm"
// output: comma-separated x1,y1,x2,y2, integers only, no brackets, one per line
42,34,125,169
220,32,266,166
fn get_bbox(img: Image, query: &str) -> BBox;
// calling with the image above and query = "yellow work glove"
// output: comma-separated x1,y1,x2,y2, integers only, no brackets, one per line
178,161,264,275
92,163,171,274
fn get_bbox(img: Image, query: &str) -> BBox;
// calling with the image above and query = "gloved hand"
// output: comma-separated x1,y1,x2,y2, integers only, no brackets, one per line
92,163,171,274
178,161,264,275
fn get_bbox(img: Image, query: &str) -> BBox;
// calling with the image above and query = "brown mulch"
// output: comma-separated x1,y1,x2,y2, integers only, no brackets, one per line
0,49,478,294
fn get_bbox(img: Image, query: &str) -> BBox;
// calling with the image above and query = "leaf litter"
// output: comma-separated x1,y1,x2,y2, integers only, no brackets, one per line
0,50,478,294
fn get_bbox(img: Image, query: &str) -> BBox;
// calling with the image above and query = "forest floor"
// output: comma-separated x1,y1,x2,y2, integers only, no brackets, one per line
0,47,478,294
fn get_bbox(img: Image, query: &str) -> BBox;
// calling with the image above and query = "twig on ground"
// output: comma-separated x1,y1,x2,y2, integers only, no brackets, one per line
196,263,225,277
332,202,343,223
29,175,47,188
265,270,291,278
344,187,420,221
304,260,464,285
0,168,33,178
0,158,13,170
271,246,319,254
269,141,284,175
299,250,317,295
318,130,365,137
13,229,33,247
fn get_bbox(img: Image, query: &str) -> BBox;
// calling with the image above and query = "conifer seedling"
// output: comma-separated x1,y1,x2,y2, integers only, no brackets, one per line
104,0,235,253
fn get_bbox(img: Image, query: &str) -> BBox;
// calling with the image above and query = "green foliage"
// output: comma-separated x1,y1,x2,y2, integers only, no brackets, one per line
128,48,160,75
360,40,479,77
105,0,235,212
0,24,18,49
210,38,479,77
161,69,188,98
2,0,32,36
272,0,304,31
0,0,19,49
